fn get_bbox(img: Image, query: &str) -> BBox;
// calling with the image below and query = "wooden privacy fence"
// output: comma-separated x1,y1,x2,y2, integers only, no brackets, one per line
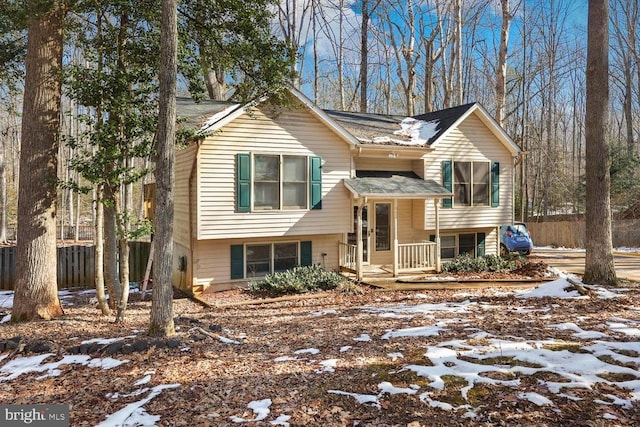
526,219,640,248
0,241,151,290
4,225,96,242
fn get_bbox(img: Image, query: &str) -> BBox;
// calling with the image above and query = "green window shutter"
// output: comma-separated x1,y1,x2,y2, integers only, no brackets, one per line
237,153,251,212
442,160,453,208
491,162,500,207
310,156,322,210
476,232,486,257
230,245,244,279
300,241,312,266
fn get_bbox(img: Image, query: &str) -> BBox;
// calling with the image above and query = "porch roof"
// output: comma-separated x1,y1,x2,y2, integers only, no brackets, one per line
343,173,452,199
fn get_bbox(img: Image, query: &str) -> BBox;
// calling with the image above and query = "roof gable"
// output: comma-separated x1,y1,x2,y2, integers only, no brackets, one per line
176,89,360,147
414,103,521,154
411,103,476,145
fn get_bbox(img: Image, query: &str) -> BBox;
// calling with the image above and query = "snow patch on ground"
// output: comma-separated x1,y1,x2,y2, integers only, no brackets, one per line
516,278,586,299
96,384,180,427
0,354,129,382
230,398,272,423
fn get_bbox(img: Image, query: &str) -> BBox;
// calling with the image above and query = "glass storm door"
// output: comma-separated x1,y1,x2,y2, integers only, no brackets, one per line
374,203,391,252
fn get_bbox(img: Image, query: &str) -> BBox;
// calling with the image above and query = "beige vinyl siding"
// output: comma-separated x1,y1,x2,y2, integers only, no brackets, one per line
174,145,197,247
423,113,514,230
192,233,343,290
355,157,413,171
196,107,352,239
171,242,192,291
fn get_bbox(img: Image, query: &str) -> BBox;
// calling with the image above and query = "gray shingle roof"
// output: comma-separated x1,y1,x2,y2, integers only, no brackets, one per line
324,110,408,143
176,97,236,129
325,103,477,146
344,175,452,198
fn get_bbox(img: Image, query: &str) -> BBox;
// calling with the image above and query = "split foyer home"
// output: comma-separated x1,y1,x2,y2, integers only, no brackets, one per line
171,88,521,295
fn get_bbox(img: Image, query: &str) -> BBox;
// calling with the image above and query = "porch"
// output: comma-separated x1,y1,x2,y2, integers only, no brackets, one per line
341,173,452,281
339,241,438,278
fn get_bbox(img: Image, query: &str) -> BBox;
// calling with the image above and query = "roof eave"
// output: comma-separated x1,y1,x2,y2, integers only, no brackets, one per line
350,193,452,199
354,143,434,159
343,180,453,199
287,87,360,147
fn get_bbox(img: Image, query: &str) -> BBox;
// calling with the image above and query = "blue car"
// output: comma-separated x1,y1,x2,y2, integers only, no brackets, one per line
500,222,534,256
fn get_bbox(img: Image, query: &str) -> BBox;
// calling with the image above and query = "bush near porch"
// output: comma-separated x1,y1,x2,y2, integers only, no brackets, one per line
248,265,347,296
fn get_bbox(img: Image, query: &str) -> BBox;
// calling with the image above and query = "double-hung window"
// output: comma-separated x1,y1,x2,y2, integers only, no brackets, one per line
454,161,489,206
237,153,322,212
246,242,299,276
443,160,498,207
231,241,313,279
254,155,307,210
435,233,486,260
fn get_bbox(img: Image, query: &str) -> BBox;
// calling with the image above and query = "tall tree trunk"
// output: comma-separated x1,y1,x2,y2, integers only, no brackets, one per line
104,182,120,310
0,149,7,243
338,0,345,110
204,68,225,101
149,0,177,337
359,0,369,112
115,178,130,322
424,43,434,113
454,0,462,105
584,0,616,286
495,0,511,126
94,184,109,315
312,0,319,103
12,0,65,322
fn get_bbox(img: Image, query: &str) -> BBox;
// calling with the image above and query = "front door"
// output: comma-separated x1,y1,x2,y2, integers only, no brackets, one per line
348,202,393,265
374,203,391,253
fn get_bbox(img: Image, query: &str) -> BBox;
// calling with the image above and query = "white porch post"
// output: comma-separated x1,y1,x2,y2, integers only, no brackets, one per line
356,200,365,281
392,198,398,277
496,226,500,255
434,199,441,272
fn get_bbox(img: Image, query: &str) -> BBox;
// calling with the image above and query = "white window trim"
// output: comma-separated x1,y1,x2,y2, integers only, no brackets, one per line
452,160,491,207
245,241,301,278
252,154,309,212
440,233,478,260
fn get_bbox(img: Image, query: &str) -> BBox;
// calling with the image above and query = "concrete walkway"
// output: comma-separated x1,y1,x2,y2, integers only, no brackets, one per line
533,248,640,282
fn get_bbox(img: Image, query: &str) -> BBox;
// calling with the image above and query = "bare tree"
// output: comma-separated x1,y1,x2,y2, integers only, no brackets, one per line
495,0,513,126
358,0,381,112
583,0,617,286
610,0,638,154
277,0,313,87
385,0,419,116
149,0,177,337
12,0,65,322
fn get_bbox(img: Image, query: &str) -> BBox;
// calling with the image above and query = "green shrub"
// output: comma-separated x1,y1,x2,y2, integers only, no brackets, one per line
248,264,346,296
442,253,525,273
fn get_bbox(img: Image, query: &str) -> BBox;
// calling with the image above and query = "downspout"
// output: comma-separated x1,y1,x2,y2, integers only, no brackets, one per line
434,199,441,272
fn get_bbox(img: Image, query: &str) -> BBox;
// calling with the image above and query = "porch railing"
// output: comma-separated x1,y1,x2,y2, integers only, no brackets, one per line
338,242,357,271
339,241,436,273
397,241,436,270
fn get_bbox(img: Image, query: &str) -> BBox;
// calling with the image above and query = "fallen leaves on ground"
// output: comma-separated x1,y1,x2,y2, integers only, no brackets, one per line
1,277,639,426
